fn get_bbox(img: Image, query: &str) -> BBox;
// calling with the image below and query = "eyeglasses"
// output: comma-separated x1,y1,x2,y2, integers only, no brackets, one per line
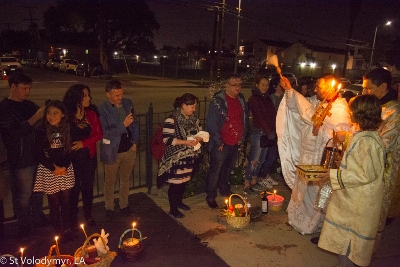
227,83,242,88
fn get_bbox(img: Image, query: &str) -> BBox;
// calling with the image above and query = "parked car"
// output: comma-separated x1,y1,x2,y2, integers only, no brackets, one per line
0,56,23,72
341,84,363,96
59,59,79,73
75,61,103,77
350,76,363,84
339,78,351,88
46,59,61,71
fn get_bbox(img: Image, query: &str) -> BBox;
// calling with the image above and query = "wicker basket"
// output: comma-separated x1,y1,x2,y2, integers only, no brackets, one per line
226,194,250,228
295,165,326,182
36,245,74,267
118,228,144,262
74,233,116,267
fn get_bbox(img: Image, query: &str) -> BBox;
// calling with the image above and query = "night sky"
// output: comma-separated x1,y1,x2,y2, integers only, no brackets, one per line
1,0,398,50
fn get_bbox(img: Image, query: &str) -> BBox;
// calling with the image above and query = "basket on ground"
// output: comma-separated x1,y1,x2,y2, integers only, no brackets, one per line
226,194,250,228
74,233,116,267
36,245,74,267
118,228,145,261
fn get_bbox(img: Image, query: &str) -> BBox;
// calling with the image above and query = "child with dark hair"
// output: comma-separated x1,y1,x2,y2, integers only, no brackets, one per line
157,93,204,218
318,94,385,267
33,100,75,242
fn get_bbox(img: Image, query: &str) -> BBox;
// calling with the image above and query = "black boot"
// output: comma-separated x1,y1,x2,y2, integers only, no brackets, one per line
168,184,185,218
176,183,190,210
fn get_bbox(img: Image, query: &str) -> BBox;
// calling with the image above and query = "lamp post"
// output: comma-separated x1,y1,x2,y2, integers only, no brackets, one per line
234,0,242,74
369,21,392,69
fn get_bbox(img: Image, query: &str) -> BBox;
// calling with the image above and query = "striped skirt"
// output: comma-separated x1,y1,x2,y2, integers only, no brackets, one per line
33,163,75,194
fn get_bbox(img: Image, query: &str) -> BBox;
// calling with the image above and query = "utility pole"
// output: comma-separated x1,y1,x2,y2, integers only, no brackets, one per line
234,0,242,74
22,6,40,58
210,10,219,80
216,0,225,81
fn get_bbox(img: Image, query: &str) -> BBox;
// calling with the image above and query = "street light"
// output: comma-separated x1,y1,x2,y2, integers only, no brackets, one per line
369,21,392,68
234,0,242,74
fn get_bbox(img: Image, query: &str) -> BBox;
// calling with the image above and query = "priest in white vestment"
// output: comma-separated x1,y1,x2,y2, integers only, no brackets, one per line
276,74,352,234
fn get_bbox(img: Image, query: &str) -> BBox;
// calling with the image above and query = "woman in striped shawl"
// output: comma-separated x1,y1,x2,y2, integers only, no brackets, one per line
157,93,202,218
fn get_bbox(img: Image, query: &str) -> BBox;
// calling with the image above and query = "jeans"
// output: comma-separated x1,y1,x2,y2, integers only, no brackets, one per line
104,149,136,211
71,151,97,225
258,145,279,178
244,132,269,181
206,144,239,201
11,165,44,227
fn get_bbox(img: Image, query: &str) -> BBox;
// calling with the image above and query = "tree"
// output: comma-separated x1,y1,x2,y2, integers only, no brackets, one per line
43,0,159,71
386,35,400,68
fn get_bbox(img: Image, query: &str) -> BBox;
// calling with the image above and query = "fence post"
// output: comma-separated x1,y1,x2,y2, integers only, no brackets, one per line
146,103,154,193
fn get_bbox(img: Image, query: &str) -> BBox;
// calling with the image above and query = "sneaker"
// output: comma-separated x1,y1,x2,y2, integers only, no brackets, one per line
265,176,279,186
243,187,257,196
258,179,274,189
251,183,268,191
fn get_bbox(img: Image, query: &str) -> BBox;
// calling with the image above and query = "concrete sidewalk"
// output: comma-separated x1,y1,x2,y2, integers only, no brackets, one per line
147,174,400,267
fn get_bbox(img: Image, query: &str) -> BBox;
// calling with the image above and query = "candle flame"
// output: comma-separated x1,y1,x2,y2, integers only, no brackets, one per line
331,79,335,87
273,190,276,194
80,224,84,229
55,236,59,241
225,199,228,204
338,84,342,91
132,222,136,228
20,247,24,253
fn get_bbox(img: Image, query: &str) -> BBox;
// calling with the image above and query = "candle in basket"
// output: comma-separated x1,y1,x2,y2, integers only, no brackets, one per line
80,224,88,239
132,222,136,240
273,190,277,201
20,248,24,267
225,199,228,209
55,236,60,256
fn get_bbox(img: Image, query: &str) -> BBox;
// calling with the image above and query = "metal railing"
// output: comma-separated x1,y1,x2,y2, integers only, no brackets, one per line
2,97,253,220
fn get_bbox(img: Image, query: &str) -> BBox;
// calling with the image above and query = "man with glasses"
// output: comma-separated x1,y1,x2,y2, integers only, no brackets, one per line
205,74,249,208
277,74,352,235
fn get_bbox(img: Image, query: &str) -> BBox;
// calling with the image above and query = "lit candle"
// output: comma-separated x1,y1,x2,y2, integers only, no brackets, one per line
337,83,342,92
80,224,88,239
273,190,277,201
225,199,229,209
331,79,336,90
55,236,60,256
20,248,24,267
132,222,136,240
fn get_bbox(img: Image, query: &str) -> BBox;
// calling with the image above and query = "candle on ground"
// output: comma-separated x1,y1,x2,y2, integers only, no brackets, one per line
80,224,88,239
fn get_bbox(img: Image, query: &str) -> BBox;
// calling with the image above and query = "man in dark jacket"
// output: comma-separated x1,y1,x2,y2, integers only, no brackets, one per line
205,74,249,208
0,73,47,237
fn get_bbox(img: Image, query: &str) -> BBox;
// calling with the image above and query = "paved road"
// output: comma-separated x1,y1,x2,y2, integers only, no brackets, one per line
0,67,253,114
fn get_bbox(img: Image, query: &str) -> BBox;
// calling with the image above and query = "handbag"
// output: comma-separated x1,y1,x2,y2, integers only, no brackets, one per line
260,135,277,148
